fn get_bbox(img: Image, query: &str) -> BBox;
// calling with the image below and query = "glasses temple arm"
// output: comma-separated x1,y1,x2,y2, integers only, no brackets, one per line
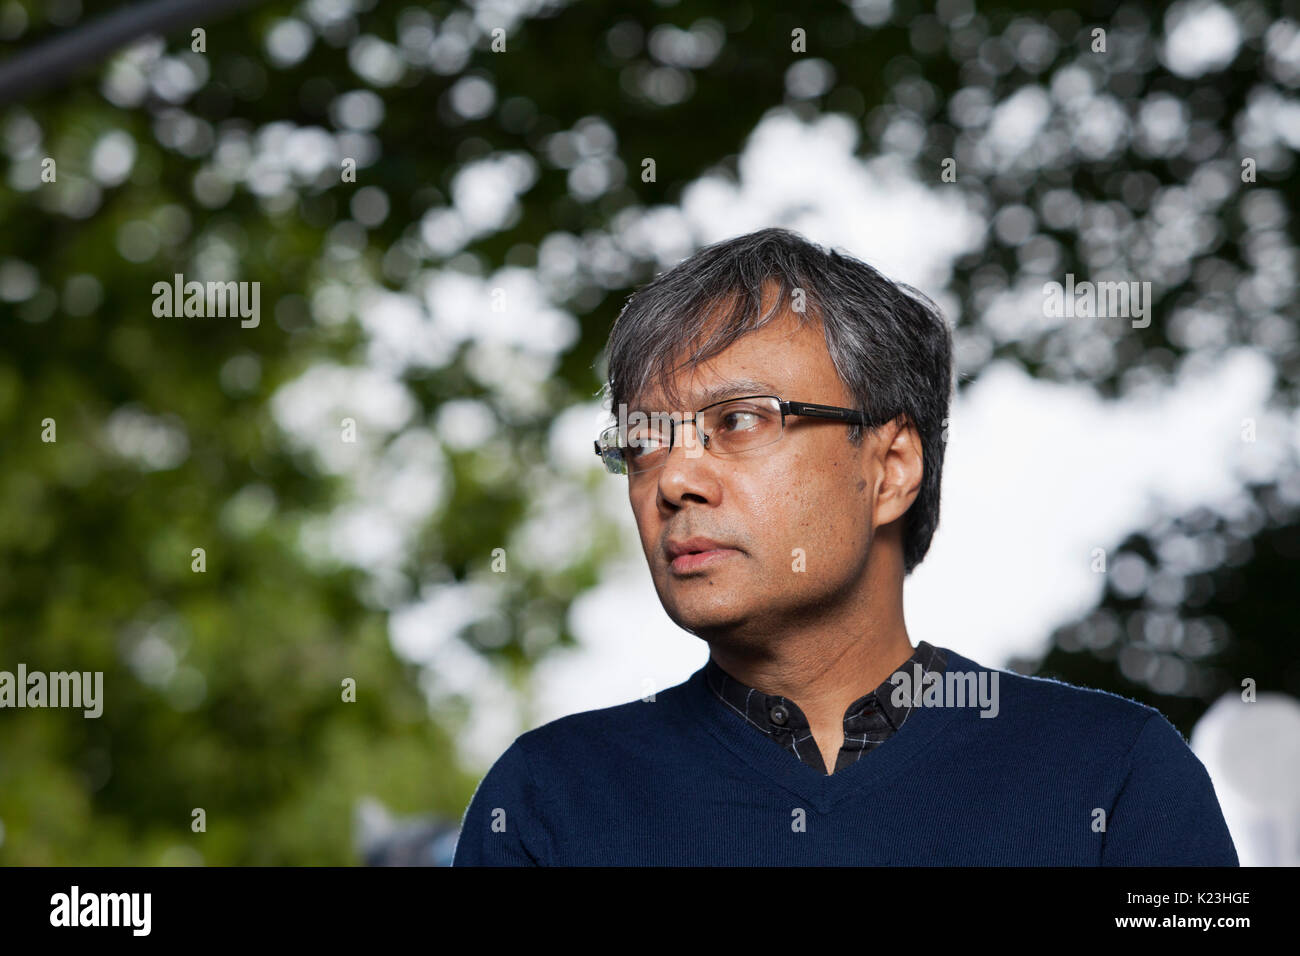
782,400,873,426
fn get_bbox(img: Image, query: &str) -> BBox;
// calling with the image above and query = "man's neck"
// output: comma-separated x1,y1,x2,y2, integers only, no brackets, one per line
708,624,915,774
701,536,915,773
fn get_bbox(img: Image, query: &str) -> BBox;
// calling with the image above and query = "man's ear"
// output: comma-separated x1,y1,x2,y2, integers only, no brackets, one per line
871,416,924,528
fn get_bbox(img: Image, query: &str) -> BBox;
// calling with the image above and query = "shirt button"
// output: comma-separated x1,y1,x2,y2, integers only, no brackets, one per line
770,705,789,726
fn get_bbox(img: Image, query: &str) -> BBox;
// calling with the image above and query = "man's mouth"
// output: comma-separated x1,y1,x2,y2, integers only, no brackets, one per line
669,548,739,572
665,537,742,573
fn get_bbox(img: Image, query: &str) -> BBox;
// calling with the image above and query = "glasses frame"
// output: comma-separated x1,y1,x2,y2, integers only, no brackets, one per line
593,394,880,476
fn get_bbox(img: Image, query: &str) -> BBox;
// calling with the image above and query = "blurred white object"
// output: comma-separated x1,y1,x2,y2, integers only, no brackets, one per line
1191,691,1300,866
352,796,458,866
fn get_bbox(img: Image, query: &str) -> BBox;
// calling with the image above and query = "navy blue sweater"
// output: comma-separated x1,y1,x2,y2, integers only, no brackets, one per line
452,645,1239,866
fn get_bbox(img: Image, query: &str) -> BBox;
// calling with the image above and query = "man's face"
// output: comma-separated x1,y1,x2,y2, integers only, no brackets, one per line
625,304,894,645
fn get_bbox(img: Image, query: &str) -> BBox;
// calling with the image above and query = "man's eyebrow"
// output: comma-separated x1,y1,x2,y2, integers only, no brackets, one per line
630,377,776,413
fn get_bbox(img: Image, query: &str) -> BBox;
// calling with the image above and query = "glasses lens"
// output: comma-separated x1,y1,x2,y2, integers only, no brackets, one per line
624,413,673,474
701,397,782,454
598,398,784,476
597,426,627,474
597,418,674,475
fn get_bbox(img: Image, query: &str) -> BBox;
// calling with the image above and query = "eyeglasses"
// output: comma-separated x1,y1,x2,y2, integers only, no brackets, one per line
593,395,878,476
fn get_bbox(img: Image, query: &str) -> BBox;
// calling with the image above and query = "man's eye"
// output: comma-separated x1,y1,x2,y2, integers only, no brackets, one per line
720,410,761,431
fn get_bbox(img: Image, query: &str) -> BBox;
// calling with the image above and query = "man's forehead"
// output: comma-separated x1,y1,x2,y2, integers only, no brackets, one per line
629,375,779,413
625,308,831,412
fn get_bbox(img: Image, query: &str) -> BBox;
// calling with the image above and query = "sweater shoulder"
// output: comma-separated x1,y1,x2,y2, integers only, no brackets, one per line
941,646,1168,742
510,671,697,758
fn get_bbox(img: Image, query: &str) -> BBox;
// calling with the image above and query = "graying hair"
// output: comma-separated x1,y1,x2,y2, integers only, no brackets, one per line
598,227,954,575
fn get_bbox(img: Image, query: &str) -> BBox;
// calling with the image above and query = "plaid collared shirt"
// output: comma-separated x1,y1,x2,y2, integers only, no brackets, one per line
703,640,949,776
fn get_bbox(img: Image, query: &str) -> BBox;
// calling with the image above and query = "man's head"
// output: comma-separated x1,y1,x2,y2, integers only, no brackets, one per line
598,228,953,643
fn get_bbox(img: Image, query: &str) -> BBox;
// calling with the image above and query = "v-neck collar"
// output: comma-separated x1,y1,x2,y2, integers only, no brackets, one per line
702,640,948,775
681,645,971,813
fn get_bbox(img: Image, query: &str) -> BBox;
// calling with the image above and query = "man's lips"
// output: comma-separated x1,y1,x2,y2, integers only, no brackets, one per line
664,537,742,573
668,548,739,572
665,536,737,559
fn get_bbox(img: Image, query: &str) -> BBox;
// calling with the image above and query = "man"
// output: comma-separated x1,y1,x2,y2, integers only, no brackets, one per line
452,227,1238,866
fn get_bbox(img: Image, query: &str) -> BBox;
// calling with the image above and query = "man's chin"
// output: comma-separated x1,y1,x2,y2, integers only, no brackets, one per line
664,599,752,638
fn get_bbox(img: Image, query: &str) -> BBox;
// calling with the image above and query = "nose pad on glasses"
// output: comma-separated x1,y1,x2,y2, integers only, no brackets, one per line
673,419,708,455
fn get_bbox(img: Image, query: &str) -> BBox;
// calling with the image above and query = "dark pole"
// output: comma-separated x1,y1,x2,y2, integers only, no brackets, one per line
0,0,268,109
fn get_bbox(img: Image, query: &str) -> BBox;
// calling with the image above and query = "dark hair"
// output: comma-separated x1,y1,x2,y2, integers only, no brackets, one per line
599,227,954,575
